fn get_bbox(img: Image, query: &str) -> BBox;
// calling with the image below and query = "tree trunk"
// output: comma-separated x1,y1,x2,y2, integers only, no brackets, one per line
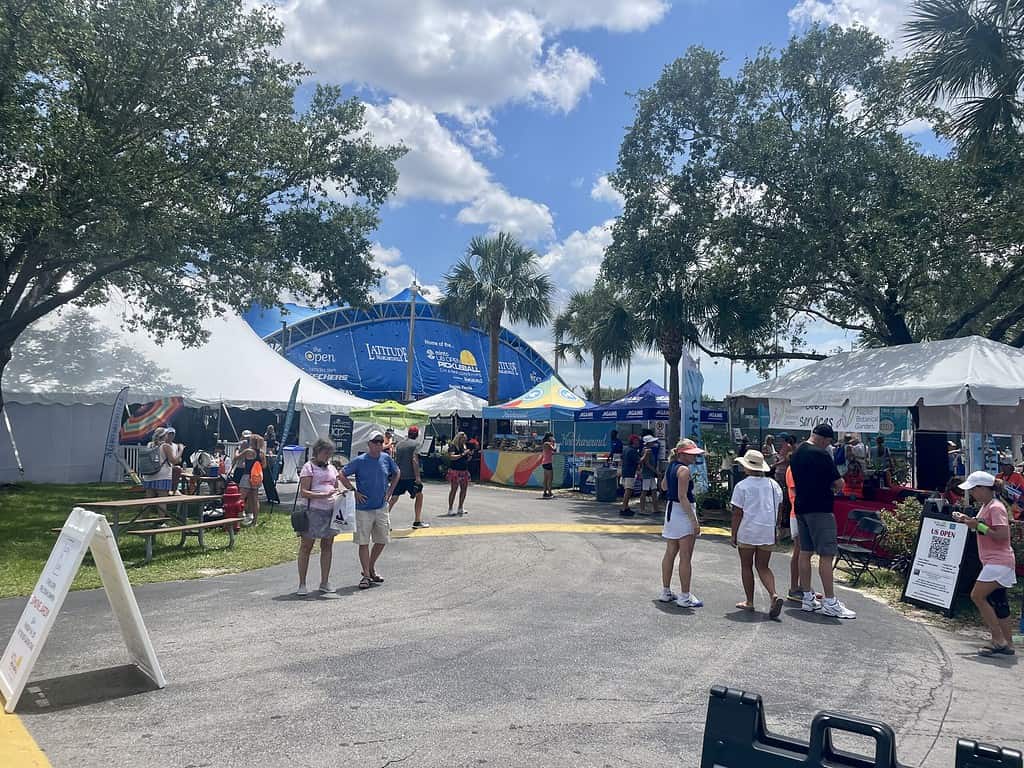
660,344,682,449
591,354,603,403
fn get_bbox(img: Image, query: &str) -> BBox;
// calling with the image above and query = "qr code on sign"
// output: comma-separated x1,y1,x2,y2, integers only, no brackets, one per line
928,535,952,561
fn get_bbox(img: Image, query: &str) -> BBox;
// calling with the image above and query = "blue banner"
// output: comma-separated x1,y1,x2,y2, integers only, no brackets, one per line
285,316,550,402
700,408,727,424
684,365,710,494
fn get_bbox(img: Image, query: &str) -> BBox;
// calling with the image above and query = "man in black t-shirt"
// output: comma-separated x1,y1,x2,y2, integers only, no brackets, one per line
618,434,641,517
789,424,856,619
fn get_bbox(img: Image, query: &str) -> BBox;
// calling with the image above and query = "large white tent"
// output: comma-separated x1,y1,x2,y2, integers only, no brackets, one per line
0,309,374,483
729,335,1024,433
409,387,488,418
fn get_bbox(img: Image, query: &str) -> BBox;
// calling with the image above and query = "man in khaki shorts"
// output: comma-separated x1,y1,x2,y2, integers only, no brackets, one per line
340,431,400,590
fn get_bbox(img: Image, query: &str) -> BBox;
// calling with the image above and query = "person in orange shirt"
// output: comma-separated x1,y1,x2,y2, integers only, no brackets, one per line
996,459,1024,520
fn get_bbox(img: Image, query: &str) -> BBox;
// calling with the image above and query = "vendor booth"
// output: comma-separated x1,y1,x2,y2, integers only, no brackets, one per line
409,387,487,445
729,335,1024,573
480,377,589,489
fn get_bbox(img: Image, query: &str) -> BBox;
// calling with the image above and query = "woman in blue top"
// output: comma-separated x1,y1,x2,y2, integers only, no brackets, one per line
659,439,705,608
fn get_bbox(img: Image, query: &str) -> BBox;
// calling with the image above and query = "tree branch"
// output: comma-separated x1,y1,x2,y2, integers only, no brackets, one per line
942,259,1024,338
691,337,827,363
780,304,872,333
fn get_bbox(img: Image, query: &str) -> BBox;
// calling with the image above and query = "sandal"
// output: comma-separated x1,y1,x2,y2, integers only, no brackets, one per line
370,573,384,584
735,601,755,611
358,576,371,590
769,596,784,619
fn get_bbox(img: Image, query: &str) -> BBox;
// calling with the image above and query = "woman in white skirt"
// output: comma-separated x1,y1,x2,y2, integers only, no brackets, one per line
730,450,785,618
954,471,1017,656
658,439,705,608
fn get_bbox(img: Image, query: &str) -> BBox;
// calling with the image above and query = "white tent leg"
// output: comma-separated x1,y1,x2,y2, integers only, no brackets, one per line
2,406,24,476
221,402,240,441
303,406,318,439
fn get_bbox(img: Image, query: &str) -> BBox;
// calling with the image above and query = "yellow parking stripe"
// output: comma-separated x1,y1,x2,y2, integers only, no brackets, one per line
334,521,731,541
0,707,51,768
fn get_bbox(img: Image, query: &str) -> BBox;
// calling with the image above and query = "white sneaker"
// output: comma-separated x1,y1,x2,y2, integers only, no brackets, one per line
318,582,334,593
457,509,464,516
801,597,822,612
295,585,308,597
447,509,456,516
822,599,856,619
658,587,677,602
675,594,704,608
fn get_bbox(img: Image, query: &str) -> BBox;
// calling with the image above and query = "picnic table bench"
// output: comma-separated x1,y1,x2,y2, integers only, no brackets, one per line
49,516,170,534
78,494,221,540
124,518,238,564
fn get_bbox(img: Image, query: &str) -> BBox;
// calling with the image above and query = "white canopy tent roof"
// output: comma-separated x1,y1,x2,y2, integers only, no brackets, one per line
4,311,374,413
729,335,1024,432
409,387,488,418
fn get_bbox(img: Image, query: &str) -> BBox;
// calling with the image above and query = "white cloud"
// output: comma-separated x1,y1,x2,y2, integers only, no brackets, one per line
269,1,666,119
539,220,613,293
788,0,911,54
370,243,441,301
364,99,554,241
590,175,625,208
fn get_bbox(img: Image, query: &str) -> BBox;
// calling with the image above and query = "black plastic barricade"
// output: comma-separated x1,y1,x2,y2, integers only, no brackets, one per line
700,686,1022,768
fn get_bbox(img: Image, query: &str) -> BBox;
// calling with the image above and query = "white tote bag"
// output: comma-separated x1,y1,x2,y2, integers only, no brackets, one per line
330,490,357,532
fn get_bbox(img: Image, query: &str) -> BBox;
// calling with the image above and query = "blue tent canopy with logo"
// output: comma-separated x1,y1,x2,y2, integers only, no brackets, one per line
574,379,675,422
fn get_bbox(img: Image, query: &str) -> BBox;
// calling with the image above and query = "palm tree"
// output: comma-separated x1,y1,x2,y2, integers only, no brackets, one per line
440,233,554,407
553,282,638,403
906,0,1024,149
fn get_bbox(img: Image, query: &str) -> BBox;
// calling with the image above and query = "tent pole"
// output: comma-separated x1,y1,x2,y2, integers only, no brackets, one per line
303,406,318,441
1,405,23,476
222,402,240,441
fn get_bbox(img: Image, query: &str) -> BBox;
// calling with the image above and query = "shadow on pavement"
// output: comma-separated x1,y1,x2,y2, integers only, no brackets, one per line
782,607,842,626
16,665,161,714
651,600,696,616
723,608,776,624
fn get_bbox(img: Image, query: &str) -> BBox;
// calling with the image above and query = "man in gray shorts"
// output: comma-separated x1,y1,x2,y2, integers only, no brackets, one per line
789,424,856,619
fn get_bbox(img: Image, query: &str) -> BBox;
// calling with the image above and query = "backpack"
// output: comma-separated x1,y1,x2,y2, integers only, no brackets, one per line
138,444,165,476
249,459,264,486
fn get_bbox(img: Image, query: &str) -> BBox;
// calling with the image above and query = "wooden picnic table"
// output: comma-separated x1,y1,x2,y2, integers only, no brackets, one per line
78,494,222,541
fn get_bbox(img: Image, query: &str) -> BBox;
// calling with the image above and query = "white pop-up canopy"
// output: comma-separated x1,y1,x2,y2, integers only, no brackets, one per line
409,387,488,418
730,335,1024,432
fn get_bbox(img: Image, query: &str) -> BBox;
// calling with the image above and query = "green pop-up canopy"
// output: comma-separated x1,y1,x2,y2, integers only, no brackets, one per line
349,400,430,428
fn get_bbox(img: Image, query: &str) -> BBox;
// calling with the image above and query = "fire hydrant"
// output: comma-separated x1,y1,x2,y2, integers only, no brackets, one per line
222,481,244,532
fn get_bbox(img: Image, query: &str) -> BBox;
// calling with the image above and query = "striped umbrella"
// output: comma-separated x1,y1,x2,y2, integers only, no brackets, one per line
119,397,184,443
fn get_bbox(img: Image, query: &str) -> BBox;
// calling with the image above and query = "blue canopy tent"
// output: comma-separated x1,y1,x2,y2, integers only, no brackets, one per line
574,379,673,422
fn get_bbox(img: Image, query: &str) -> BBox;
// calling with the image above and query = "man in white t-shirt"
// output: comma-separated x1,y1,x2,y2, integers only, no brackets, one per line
730,449,785,619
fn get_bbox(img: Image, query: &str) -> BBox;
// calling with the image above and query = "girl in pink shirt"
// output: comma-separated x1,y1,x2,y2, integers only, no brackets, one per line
955,471,1017,656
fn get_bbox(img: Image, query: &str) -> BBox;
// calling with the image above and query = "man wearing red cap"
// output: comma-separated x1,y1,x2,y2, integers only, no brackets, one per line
390,426,429,528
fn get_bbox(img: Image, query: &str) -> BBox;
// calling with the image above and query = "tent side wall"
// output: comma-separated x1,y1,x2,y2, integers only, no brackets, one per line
0,402,114,483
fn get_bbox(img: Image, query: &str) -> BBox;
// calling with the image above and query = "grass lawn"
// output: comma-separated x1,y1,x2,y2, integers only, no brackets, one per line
0,483,299,599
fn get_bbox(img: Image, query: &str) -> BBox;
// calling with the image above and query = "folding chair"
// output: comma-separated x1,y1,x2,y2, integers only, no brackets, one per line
834,516,886,586
837,509,880,547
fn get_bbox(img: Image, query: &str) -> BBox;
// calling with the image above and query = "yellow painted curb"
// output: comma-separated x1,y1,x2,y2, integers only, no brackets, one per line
334,521,731,542
0,707,51,768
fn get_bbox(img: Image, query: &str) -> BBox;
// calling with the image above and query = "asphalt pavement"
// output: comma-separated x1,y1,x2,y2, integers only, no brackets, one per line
0,482,1020,768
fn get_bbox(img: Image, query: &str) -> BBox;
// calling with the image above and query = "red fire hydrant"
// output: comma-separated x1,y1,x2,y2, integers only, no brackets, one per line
222,481,244,532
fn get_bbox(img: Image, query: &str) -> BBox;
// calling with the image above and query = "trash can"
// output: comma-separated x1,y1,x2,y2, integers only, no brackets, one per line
594,468,619,503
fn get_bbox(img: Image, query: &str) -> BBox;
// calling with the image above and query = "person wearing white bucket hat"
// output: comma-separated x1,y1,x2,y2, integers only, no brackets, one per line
729,450,785,618
953,471,1017,656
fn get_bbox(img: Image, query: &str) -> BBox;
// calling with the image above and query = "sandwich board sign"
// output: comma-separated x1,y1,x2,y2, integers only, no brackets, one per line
0,507,165,712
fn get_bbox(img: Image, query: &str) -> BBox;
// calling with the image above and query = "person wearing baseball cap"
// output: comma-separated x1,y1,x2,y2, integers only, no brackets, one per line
618,434,643,517
953,471,1017,656
638,431,661,516
339,430,401,589
657,439,705,608
730,450,785,618
789,423,856,619
390,426,429,529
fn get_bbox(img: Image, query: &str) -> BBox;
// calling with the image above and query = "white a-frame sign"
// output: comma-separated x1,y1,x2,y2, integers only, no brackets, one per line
0,507,166,712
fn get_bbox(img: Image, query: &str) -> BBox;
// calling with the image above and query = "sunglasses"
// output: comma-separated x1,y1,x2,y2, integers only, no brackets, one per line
370,438,384,444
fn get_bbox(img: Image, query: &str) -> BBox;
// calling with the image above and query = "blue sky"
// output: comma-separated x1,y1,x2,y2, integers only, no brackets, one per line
272,0,926,397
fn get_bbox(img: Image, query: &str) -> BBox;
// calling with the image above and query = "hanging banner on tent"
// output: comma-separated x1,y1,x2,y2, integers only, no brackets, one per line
119,397,184,443
0,508,165,712
768,401,880,433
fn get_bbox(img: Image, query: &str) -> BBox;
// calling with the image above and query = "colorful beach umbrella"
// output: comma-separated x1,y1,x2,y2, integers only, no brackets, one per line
119,397,184,443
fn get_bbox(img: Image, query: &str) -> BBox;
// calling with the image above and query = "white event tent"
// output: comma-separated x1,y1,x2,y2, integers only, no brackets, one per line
729,336,1024,433
409,387,488,418
0,310,374,483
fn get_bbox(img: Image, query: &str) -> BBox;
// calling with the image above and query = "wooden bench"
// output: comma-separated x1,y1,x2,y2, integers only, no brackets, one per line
124,518,237,564
49,517,171,534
